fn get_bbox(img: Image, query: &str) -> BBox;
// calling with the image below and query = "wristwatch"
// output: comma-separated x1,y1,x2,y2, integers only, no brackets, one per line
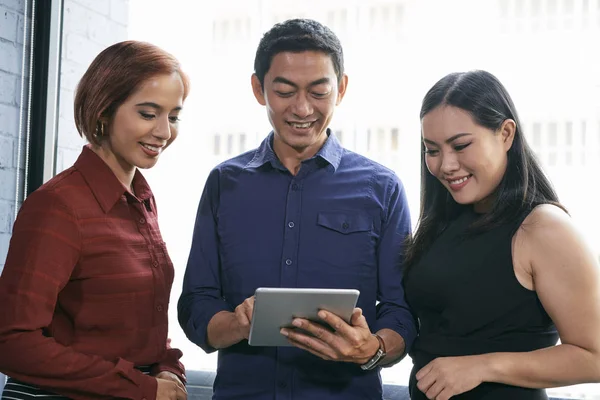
360,333,387,371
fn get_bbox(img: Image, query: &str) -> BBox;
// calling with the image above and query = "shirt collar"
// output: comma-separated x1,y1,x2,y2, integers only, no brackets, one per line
74,145,153,213
244,129,343,172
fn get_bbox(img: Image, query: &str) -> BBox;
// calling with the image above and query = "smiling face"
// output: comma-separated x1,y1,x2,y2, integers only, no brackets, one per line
94,72,184,184
421,105,515,211
251,50,347,160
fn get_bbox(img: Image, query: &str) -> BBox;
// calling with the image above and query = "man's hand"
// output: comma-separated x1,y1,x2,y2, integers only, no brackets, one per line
280,308,380,364
233,295,255,340
207,295,255,349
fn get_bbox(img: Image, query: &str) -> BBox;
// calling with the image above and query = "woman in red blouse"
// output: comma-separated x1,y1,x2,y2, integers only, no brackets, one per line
0,41,189,400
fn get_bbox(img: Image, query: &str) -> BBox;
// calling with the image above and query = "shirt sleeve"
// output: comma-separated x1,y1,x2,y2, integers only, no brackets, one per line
0,190,157,400
373,175,418,353
177,168,233,353
150,339,186,384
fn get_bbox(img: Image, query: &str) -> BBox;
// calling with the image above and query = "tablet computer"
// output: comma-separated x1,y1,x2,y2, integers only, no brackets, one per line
248,287,360,347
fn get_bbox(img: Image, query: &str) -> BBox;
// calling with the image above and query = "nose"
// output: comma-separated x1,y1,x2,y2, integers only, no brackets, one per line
291,93,313,119
154,115,172,141
440,151,460,175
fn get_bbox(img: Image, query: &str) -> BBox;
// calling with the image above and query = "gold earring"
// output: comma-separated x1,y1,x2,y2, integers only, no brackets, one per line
96,122,105,137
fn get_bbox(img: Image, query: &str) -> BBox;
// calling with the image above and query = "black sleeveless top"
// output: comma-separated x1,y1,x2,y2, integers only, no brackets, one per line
404,207,559,400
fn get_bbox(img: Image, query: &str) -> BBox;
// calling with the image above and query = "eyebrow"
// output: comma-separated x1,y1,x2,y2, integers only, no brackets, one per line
135,102,182,111
272,76,332,88
423,133,472,145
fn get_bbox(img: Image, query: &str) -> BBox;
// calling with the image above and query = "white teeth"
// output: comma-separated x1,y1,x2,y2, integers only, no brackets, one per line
142,143,160,152
450,176,469,184
290,122,312,128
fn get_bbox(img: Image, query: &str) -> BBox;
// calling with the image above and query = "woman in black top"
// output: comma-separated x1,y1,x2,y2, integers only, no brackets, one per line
403,70,600,400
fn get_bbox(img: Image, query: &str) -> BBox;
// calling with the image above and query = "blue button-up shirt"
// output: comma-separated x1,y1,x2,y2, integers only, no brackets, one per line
178,131,417,400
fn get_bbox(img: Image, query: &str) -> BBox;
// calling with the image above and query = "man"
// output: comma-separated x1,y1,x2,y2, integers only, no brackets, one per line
178,19,417,400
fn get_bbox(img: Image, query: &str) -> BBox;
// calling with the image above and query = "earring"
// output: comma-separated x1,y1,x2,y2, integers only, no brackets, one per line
96,121,105,137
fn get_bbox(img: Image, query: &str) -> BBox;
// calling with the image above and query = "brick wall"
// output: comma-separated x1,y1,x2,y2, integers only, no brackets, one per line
0,0,130,392
0,0,130,284
0,0,27,392
0,0,28,274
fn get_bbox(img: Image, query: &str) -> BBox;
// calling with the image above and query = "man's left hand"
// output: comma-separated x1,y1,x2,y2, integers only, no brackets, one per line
280,307,380,364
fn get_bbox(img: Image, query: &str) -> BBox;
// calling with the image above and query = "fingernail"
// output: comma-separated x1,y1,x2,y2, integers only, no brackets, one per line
292,319,302,327
280,328,289,336
318,311,326,319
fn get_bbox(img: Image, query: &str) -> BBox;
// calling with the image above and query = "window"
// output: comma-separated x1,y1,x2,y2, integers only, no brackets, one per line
118,2,600,398
369,6,379,29
499,0,510,18
339,9,348,31
335,130,343,145
598,120,600,158
391,128,399,151
227,133,234,155
515,0,525,17
548,122,558,146
377,128,385,152
222,20,230,39
565,122,573,145
582,0,590,27
532,122,542,147
214,134,221,155
564,0,575,14
239,133,247,152
395,4,405,23
327,10,335,27
531,0,541,16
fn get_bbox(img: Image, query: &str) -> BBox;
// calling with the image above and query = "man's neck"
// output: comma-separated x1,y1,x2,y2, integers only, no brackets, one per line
272,132,328,176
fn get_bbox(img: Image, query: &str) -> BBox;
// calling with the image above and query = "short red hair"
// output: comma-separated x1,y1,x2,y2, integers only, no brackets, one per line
74,40,190,145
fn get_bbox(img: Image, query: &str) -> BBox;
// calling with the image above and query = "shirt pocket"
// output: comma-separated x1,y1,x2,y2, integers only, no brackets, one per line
317,211,372,235
308,211,377,276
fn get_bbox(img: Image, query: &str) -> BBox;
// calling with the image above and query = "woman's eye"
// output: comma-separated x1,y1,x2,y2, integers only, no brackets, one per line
140,112,155,120
454,142,472,151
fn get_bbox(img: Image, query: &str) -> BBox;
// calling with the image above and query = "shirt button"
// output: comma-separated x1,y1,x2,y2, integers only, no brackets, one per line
342,222,349,230
288,221,295,228
285,259,292,266
152,260,159,268
291,183,298,191
156,305,163,312
138,218,146,225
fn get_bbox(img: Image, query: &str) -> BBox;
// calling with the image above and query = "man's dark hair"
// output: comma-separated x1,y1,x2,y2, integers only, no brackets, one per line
253,18,344,88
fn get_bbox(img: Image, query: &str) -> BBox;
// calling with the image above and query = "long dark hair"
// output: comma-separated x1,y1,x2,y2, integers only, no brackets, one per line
404,70,563,274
